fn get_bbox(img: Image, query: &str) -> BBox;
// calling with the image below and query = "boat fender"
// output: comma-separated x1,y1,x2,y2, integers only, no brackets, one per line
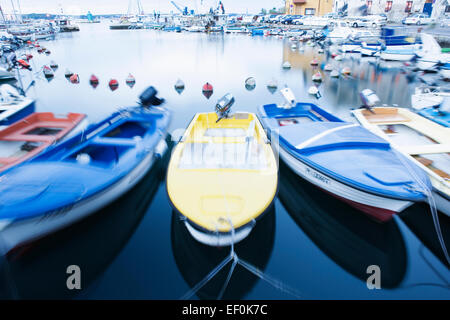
76,153,91,165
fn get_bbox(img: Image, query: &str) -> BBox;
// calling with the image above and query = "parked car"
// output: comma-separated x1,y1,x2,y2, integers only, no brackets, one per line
403,14,434,25
303,16,328,27
440,16,450,27
293,16,305,25
365,15,387,28
267,15,281,23
322,13,339,20
282,15,302,24
345,17,371,28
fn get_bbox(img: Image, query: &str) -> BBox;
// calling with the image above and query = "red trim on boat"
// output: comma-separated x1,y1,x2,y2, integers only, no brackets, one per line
0,112,86,173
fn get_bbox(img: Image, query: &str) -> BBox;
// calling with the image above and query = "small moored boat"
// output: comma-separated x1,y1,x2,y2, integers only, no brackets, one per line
167,94,277,246
258,88,430,222
0,112,87,174
352,106,450,217
0,87,170,254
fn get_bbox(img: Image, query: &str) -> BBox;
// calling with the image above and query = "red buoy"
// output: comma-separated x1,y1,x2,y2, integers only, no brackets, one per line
69,74,80,84
202,82,213,99
109,79,119,91
89,74,99,88
18,59,31,70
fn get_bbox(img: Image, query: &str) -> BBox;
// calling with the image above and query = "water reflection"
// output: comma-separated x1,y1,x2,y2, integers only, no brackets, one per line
171,206,275,299
400,206,450,269
0,150,168,299
278,162,407,288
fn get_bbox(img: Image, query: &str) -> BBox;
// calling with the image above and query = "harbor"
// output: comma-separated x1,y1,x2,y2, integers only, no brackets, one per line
0,0,449,301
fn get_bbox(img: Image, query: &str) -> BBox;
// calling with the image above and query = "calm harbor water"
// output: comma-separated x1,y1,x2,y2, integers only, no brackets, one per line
1,22,449,299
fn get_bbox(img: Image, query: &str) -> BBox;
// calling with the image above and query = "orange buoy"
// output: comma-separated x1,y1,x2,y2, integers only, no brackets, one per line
202,82,213,99
70,74,80,84
90,74,99,88
109,79,119,91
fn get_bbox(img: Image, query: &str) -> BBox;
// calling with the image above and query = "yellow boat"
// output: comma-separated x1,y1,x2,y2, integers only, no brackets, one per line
167,111,278,246
352,107,450,217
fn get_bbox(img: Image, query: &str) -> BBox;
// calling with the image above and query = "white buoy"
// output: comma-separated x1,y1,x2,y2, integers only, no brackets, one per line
76,153,91,165
310,58,319,66
308,86,319,95
330,70,339,78
291,43,297,50
267,79,278,94
282,61,291,69
267,79,278,89
174,79,185,89
64,69,73,78
312,71,322,82
341,67,352,76
318,48,324,54
245,77,256,90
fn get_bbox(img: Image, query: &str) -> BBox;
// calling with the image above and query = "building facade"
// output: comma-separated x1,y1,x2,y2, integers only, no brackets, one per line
333,0,449,20
285,0,334,16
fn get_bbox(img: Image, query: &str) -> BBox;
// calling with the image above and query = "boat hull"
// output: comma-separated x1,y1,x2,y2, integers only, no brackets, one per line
0,99,35,126
278,145,412,222
1,139,167,255
380,51,415,61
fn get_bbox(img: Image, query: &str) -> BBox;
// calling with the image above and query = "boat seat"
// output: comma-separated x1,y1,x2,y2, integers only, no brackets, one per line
179,142,267,170
204,128,246,137
362,109,410,123
91,136,137,147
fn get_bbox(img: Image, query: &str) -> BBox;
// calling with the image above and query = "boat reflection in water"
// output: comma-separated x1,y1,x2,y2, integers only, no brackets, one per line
278,162,407,288
171,206,275,300
0,144,170,299
400,205,450,268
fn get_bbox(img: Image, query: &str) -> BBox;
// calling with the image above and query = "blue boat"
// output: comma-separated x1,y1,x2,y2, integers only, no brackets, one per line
418,107,450,127
0,87,171,254
257,95,430,222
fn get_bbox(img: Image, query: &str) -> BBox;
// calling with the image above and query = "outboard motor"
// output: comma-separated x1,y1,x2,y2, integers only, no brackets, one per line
278,87,296,109
139,86,164,107
215,93,235,122
360,89,380,113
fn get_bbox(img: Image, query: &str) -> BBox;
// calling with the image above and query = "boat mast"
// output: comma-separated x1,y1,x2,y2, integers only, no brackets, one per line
0,5,6,25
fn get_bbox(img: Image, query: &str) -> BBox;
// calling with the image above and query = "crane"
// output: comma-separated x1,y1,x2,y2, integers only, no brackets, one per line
170,1,189,15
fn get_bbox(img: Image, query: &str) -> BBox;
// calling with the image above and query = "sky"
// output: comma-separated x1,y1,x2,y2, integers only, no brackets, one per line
0,0,285,15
